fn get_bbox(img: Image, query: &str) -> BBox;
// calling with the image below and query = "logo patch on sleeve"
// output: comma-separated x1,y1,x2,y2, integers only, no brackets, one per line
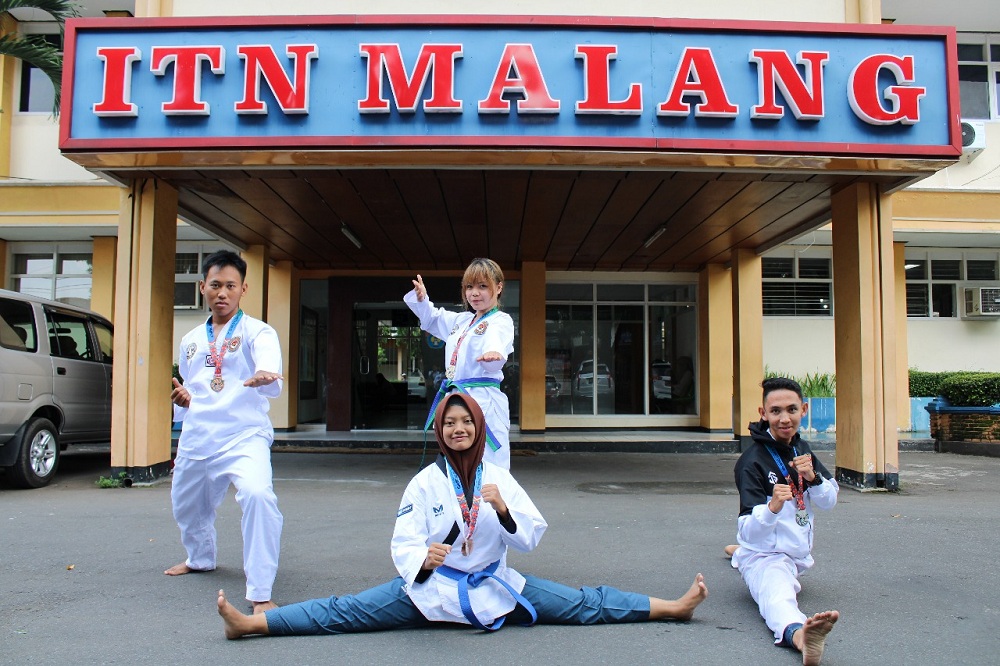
397,503,413,517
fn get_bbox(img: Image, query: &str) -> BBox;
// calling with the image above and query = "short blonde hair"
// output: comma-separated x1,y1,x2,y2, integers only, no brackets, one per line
461,258,504,309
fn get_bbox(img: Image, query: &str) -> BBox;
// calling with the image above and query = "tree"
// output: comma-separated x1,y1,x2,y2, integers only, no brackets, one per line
0,0,79,112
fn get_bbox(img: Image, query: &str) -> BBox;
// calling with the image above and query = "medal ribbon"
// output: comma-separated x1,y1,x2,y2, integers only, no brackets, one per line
205,309,244,388
447,307,499,377
446,460,483,550
765,445,807,513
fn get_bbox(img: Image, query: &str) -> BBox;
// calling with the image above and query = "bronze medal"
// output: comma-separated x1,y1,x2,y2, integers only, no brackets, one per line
210,376,225,392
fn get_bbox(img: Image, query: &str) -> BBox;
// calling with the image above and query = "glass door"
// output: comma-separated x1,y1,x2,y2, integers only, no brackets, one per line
352,304,445,429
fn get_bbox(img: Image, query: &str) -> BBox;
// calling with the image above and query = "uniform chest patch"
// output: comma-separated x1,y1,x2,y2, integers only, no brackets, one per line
228,336,241,352
185,342,198,359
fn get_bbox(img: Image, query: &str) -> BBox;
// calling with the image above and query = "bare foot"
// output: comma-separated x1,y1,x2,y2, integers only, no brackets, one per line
164,562,208,576
252,600,278,614
798,610,840,666
723,544,738,558
673,573,708,621
218,589,269,639
650,573,708,621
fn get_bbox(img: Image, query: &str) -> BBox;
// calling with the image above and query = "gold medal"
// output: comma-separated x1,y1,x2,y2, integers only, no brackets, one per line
210,376,225,392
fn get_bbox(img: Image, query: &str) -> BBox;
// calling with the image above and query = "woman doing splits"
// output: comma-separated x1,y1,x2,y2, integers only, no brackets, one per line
217,393,708,638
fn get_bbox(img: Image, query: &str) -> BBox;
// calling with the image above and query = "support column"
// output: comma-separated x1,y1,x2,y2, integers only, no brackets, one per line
0,13,16,177
894,241,911,432
90,236,117,320
520,261,546,432
134,0,173,18
732,249,764,449
267,260,298,430
110,179,178,483
699,263,734,431
241,244,270,321
831,183,899,490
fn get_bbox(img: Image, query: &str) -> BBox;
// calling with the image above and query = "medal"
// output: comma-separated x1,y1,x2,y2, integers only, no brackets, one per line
447,461,483,557
445,308,499,385
205,310,244,394
766,444,810,528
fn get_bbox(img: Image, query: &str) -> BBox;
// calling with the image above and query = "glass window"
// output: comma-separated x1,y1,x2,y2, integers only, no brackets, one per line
11,248,93,307
931,259,962,280
931,284,956,318
546,281,697,417
546,283,593,301
0,297,37,352
956,34,1000,120
958,44,985,61
46,310,96,361
596,284,644,301
762,255,832,317
92,319,113,363
175,253,200,274
968,259,998,281
17,35,60,113
762,257,794,278
906,284,929,317
959,65,990,119
905,253,1000,318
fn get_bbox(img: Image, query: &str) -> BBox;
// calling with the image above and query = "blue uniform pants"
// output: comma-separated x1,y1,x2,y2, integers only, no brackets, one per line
265,574,651,635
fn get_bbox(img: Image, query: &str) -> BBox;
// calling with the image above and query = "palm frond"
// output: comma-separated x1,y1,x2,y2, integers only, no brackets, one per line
0,0,80,25
0,33,63,110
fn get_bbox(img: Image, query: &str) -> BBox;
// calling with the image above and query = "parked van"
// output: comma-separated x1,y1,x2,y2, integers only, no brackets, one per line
0,289,113,488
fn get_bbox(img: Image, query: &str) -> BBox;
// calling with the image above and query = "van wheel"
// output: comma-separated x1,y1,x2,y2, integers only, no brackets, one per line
8,418,60,489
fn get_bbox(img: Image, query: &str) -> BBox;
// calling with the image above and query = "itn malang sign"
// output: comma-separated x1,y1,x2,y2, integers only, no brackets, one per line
59,15,959,157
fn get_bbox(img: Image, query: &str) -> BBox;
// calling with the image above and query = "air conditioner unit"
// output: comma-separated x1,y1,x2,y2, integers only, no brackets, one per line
964,286,1000,317
961,119,986,159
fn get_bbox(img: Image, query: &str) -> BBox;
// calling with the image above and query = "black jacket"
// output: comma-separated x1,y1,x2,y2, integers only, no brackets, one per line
733,420,833,517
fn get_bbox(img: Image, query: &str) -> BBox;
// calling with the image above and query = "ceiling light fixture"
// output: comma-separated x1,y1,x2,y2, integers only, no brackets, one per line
644,226,666,249
341,224,362,249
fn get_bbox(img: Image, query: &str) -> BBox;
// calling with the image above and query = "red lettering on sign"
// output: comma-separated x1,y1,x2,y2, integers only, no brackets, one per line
750,50,828,120
849,54,926,125
478,44,560,114
150,45,225,115
93,46,141,117
235,44,318,114
358,43,463,113
575,45,642,115
658,47,738,117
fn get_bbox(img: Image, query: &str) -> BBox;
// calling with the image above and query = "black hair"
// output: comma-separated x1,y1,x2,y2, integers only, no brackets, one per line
202,250,247,282
761,376,803,401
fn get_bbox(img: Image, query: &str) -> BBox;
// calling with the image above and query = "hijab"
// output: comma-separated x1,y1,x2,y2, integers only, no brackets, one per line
433,392,486,494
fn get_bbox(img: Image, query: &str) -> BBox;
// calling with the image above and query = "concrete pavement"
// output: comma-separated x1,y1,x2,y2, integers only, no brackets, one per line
3,447,998,665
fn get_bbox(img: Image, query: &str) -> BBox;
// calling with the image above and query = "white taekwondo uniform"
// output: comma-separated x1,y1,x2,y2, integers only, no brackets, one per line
172,312,283,602
404,289,515,469
392,459,546,625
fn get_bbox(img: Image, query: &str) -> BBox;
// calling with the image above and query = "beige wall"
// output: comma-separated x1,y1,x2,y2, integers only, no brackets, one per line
169,0,846,22
10,116,98,182
912,122,1000,192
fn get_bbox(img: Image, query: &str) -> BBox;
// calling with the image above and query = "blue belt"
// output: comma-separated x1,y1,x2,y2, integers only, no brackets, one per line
435,559,537,631
424,378,503,452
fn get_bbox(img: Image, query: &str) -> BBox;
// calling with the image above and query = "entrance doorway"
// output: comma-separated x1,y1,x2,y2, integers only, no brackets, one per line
351,304,445,429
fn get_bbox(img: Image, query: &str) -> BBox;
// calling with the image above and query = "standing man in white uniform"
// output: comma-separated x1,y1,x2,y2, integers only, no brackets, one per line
166,250,285,614
404,258,515,469
731,377,840,666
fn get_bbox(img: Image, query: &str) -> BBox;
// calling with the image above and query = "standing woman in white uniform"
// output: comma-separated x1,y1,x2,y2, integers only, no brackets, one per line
216,393,708,638
404,258,514,469
166,250,285,614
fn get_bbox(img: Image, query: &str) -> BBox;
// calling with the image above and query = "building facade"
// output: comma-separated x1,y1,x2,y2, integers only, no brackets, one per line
2,0,999,490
